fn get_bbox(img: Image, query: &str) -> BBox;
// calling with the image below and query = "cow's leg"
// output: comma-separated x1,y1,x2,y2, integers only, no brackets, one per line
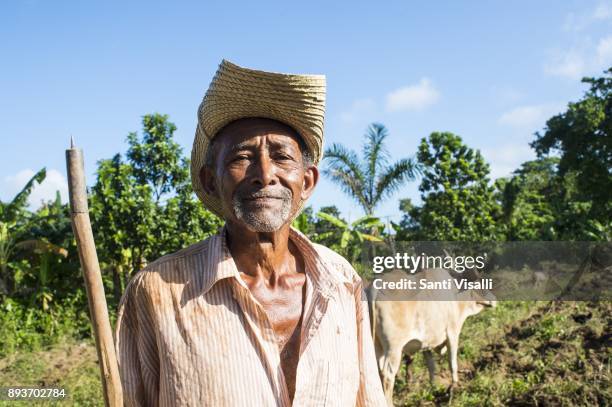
375,335,384,377
423,350,436,384
446,332,460,384
380,346,403,406
403,354,413,383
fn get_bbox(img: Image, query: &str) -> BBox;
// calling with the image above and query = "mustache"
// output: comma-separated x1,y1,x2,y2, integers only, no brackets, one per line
234,186,292,201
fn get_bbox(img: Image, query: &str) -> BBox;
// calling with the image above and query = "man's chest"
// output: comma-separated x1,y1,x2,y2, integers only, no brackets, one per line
149,281,361,406
249,281,305,347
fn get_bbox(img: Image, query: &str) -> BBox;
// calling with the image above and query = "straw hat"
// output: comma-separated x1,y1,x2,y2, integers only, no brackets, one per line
191,59,326,217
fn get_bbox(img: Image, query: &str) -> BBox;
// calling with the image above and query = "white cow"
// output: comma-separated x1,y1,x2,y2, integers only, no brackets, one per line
367,269,496,406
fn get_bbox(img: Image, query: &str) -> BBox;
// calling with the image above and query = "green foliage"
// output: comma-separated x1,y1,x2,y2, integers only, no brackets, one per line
0,113,226,357
323,123,420,215
393,198,420,241
584,219,612,240
0,170,79,309
0,293,91,357
291,205,350,250
531,68,612,222
397,132,502,241
22,194,83,310
0,168,46,222
549,175,603,240
90,154,157,300
497,158,559,240
0,193,86,341
498,157,610,241
291,206,315,235
156,181,223,255
314,211,383,269
0,169,47,294
91,113,222,302
127,113,187,202
313,206,343,241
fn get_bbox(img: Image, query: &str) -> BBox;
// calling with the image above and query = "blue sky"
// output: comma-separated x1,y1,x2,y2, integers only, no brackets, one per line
1,0,611,224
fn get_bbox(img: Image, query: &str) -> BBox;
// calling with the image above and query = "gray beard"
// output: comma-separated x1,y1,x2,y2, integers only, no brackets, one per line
232,187,293,232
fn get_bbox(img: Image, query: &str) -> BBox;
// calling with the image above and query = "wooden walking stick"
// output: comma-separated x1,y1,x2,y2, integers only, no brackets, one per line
66,138,123,407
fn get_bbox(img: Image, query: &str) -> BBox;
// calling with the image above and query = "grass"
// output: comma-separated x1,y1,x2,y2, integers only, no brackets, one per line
0,301,609,406
0,339,102,406
393,301,611,406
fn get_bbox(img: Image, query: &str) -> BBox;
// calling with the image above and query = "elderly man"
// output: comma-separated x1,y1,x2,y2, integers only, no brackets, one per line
115,60,386,406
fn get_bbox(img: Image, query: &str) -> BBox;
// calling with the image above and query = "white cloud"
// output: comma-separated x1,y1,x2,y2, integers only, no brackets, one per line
498,103,565,129
3,169,68,209
550,1,612,79
596,35,612,64
544,35,612,79
563,2,612,31
340,98,376,123
385,78,440,112
482,144,536,180
544,48,587,79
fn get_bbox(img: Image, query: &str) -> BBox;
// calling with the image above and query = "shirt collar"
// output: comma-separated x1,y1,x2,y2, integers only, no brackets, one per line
200,225,343,299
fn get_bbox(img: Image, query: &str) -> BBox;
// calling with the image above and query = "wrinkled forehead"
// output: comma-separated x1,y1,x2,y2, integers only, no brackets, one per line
214,117,305,152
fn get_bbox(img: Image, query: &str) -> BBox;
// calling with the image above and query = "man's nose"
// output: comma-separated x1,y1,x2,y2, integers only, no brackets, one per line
251,154,277,187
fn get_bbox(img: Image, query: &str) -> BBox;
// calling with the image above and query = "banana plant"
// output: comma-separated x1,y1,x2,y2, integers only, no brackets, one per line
315,212,384,265
0,168,57,296
22,246,67,311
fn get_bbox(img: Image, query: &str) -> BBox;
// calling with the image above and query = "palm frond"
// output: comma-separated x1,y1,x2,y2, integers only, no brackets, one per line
292,213,310,233
323,168,370,211
363,124,390,203
352,215,383,229
360,233,384,242
340,230,351,248
4,168,46,221
323,144,368,210
324,143,365,180
374,157,422,206
322,124,421,216
316,212,348,229
15,239,68,257
316,231,336,240
363,123,390,177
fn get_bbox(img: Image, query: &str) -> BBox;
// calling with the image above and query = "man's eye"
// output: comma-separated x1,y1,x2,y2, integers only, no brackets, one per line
275,154,292,161
233,155,250,162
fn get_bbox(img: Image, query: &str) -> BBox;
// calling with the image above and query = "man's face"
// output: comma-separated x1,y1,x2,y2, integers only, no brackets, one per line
200,118,318,233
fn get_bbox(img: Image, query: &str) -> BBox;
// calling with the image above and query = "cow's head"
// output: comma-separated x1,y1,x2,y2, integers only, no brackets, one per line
472,290,497,308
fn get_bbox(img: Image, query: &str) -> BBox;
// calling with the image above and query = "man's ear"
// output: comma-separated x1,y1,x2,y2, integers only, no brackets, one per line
300,165,319,201
199,166,218,197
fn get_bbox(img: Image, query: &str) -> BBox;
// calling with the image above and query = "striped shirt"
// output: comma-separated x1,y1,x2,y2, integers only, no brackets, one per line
115,226,386,407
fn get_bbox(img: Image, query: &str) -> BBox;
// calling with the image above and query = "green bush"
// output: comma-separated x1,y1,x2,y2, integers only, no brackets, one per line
0,292,93,357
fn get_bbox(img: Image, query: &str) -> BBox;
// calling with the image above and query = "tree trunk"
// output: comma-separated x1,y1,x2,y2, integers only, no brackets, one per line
0,275,7,295
0,263,14,295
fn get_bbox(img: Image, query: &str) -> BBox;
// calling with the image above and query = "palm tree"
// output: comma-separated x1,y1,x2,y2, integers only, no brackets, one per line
323,123,421,216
